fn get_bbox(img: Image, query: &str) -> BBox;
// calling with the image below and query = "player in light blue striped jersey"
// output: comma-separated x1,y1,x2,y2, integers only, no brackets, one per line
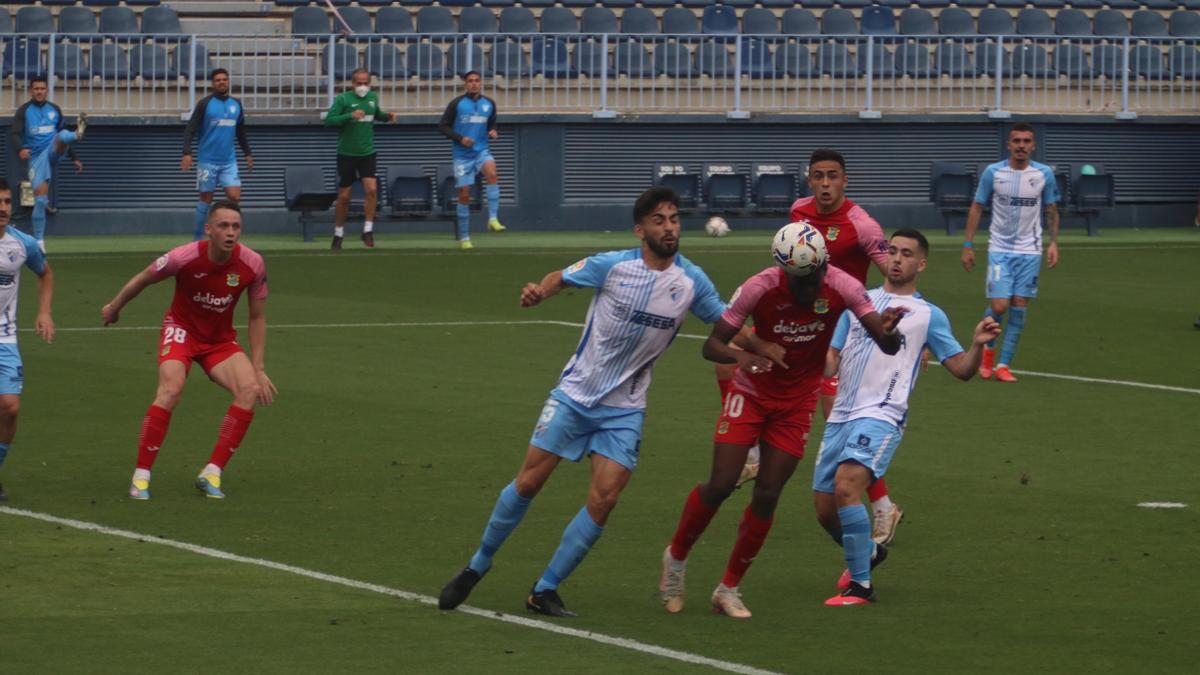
438,187,728,618
961,123,1060,383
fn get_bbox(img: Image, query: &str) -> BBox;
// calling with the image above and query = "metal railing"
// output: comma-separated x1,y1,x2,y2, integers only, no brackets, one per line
2,33,1197,118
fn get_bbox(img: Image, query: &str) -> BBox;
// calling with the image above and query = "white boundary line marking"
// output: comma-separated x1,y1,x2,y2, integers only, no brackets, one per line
29,319,1200,396
0,506,778,675
1137,502,1188,509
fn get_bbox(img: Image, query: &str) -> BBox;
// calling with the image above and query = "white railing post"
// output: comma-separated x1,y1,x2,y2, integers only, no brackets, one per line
860,35,881,119
187,35,198,111
47,35,57,99
1116,35,1137,120
594,33,615,118
989,35,1011,118
728,35,749,119
327,34,336,106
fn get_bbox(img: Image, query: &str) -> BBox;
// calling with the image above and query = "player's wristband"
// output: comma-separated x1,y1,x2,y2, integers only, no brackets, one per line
962,241,973,249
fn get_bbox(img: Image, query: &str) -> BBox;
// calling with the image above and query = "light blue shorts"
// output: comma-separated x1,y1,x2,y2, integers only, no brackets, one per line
529,388,644,471
453,151,494,188
197,160,241,193
812,418,903,494
0,343,24,396
986,252,1041,300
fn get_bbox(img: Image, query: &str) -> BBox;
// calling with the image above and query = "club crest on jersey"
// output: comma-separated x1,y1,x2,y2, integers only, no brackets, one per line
155,254,169,271
717,421,730,434
161,345,171,356
226,273,240,287
825,226,840,241
48,110,56,120
669,283,682,302
566,259,586,274
814,298,829,314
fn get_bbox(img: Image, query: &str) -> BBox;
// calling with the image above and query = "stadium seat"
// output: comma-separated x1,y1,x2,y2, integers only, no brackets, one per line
407,43,450,79
292,7,332,39
416,7,456,37
285,166,337,241
375,7,414,37
782,9,819,36
937,42,977,76
978,9,1015,36
322,43,360,80
447,42,483,76
59,6,98,36
1131,11,1168,37
1031,0,1066,7
838,0,870,8
880,0,913,7
169,42,210,79
1169,11,1200,37
91,43,130,80
0,9,11,37
775,42,815,77
1169,44,1200,78
3,40,45,80
482,0,516,6
1017,9,1053,36
822,9,858,35
1090,44,1122,79
489,41,531,77
703,164,748,211
460,7,497,35
1094,10,1129,37
80,0,120,6
977,42,1014,77
1131,43,1168,79
915,0,951,6
929,161,973,233
663,8,700,35
752,165,798,213
993,0,1025,8
1054,9,1092,37
561,0,596,6
743,8,780,36
532,36,577,77
1105,0,1139,9
581,7,618,35
818,42,857,77
938,8,976,35
655,42,698,78
642,0,676,6
896,43,933,77
573,42,614,77
859,43,897,77
954,0,988,7
388,167,435,216
440,0,475,6
615,41,657,77
900,8,935,36
861,6,898,36
335,7,373,37
142,5,181,37
1070,163,1114,235
365,42,408,78
52,43,88,80
541,7,579,34
799,0,834,8
621,8,659,37
1015,44,1052,78
357,0,396,6
15,7,53,34
701,4,738,37
500,7,537,35
741,37,776,77
1143,0,1180,8
605,0,638,7
1053,44,1090,77
1066,0,1102,8
1185,0,1200,10
696,40,734,77
131,43,170,79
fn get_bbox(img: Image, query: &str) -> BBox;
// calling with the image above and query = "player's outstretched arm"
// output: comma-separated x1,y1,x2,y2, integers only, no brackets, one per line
858,308,907,356
731,326,787,370
101,269,158,326
942,316,1002,380
702,319,775,374
35,262,54,344
962,202,984,272
520,270,565,308
247,295,276,406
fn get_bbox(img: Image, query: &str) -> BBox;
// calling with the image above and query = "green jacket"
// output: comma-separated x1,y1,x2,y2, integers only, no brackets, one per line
324,90,389,156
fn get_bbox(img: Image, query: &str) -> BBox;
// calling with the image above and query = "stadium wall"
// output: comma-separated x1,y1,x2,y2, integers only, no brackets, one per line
3,114,1196,237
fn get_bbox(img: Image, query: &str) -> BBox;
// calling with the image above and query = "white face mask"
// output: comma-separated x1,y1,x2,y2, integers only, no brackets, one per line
354,85,370,98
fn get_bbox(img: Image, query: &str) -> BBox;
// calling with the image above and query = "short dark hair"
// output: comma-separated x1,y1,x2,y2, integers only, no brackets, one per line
0,178,10,193
210,68,229,80
463,70,481,81
1008,122,1035,138
29,75,48,87
350,68,370,82
208,199,242,221
633,186,679,223
890,227,929,255
808,148,846,171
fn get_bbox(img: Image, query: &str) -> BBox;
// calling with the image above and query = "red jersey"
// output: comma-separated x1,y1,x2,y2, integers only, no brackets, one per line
789,196,888,283
148,241,268,344
721,266,874,401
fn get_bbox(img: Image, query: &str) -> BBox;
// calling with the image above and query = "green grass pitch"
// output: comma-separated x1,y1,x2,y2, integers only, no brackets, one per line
2,227,1198,673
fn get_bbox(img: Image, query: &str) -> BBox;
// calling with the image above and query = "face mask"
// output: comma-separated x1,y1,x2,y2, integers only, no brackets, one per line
355,85,370,98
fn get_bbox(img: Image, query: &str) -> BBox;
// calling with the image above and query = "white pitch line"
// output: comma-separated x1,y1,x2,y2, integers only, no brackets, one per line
1137,502,1188,509
0,505,778,675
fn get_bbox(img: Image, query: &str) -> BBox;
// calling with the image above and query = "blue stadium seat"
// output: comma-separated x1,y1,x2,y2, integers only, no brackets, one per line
615,41,657,77
936,42,977,76
838,0,871,7
285,167,337,240
500,7,537,35
1094,10,1129,37
642,0,677,6
743,8,780,36
701,4,738,37
1031,0,1066,7
407,43,450,78
99,6,138,39
655,42,698,77
1131,44,1167,79
1169,44,1200,78
1105,0,1139,9
125,0,163,5
532,36,577,77
761,0,797,6
573,41,614,77
0,9,10,37
273,0,314,5
1143,0,1180,8
1017,9,1052,36
1091,44,1124,79
899,8,935,35
775,42,814,77
562,0,596,6
822,9,857,35
459,7,497,35
1184,1,1200,12
621,8,659,37
1170,11,1200,36
80,0,119,6
663,8,700,35
52,43,88,80
1054,9,1092,36
782,9,819,35
801,0,835,7
993,0,1025,8
976,42,1014,77
59,6,98,35
704,166,748,211
142,5,181,36
753,166,799,212
817,42,857,77
954,0,988,6
861,6,898,36
896,42,933,76
1015,44,1052,77
3,40,44,80
978,9,1015,36
336,7,373,37
541,8,579,34
604,0,638,7
859,43,897,77
387,167,434,216
322,43,360,80
375,7,414,37
1053,44,1090,77
357,0,397,5
930,161,973,233
416,7,456,37
1067,0,1102,7
880,0,913,7
447,42,483,76
92,43,130,80
366,42,408,78
131,43,171,79
15,7,53,34
440,0,475,6
740,37,776,77
581,7,618,35
489,41,531,77
915,0,950,6
1131,10,1168,37
292,6,332,38
169,42,210,79
482,0,516,6
938,7,976,35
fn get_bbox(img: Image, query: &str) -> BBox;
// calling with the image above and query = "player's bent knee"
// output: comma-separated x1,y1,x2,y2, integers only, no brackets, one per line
0,396,20,419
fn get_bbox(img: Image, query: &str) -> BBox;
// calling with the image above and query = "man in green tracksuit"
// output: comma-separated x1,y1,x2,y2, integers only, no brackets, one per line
324,68,397,250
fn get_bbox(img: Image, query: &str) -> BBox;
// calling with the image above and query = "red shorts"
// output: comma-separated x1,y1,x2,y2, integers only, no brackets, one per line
157,323,243,375
713,384,818,459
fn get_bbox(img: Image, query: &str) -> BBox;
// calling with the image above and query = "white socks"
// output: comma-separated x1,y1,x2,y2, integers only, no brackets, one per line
334,226,345,238
202,463,222,477
873,495,894,514
363,221,374,233
133,468,151,482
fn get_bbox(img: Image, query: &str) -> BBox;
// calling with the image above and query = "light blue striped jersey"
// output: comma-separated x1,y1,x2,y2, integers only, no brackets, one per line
0,227,47,344
828,287,963,426
975,160,1059,255
557,248,725,409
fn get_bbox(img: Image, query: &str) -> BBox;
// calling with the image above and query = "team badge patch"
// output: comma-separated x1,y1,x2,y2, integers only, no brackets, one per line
161,345,171,356
814,298,829,314
154,254,169,271
566,259,586,274
717,421,730,435
825,226,840,241
226,273,240,287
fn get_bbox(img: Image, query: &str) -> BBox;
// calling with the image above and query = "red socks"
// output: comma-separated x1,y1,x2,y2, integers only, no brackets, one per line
208,405,255,470
721,506,774,588
669,486,720,561
136,405,172,470
867,477,889,503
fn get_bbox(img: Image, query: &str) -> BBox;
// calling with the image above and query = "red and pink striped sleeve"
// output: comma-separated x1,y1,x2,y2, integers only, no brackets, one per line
146,242,201,280
848,205,889,269
242,248,269,301
827,266,874,318
720,268,777,327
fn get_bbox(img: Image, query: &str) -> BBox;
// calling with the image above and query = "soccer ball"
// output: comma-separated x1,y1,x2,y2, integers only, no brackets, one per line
772,221,827,276
705,216,731,237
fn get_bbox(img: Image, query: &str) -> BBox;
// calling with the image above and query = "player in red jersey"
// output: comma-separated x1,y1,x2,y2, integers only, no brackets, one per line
660,223,905,618
101,200,276,500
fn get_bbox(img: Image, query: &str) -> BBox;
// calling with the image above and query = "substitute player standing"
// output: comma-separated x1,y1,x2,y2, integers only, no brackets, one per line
182,69,253,241
0,178,55,502
438,187,726,618
816,229,1000,606
659,223,904,619
102,201,276,500
438,70,505,251
962,122,1060,383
